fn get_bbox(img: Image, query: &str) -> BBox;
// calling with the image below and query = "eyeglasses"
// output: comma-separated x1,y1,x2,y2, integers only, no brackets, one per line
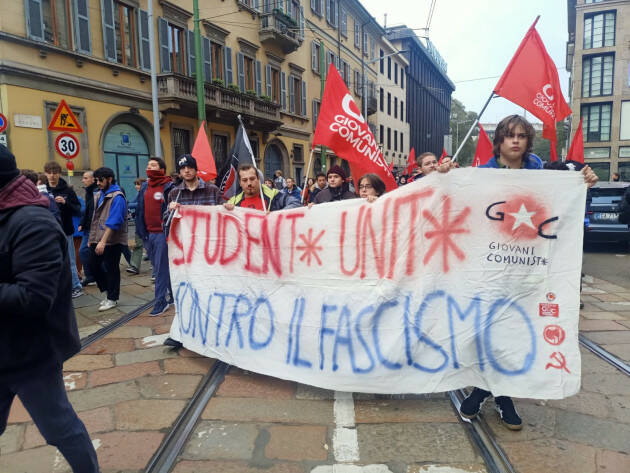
358,184,373,190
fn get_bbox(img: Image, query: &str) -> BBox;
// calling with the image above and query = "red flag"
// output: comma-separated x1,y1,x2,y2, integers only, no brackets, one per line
192,121,217,180
313,65,397,191
438,148,448,164
404,147,416,175
472,125,494,167
566,118,584,164
494,18,571,157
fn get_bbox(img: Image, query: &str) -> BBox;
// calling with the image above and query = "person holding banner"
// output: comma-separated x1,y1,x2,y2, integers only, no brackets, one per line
358,173,386,202
225,164,301,212
166,155,223,216
312,165,356,204
459,114,597,430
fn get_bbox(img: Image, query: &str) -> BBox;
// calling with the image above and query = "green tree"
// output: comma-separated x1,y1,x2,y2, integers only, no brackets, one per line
450,98,478,167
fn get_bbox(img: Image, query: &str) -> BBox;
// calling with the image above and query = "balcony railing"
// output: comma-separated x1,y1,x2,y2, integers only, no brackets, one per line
157,74,281,126
259,10,302,53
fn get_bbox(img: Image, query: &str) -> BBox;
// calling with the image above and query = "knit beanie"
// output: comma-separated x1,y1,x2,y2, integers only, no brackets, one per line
327,165,347,181
0,144,19,189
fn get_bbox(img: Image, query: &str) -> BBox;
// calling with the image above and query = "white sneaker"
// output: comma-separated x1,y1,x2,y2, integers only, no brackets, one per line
99,299,117,311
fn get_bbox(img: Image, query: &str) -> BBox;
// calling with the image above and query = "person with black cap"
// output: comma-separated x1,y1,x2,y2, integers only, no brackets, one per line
0,144,100,472
166,154,223,217
312,165,356,204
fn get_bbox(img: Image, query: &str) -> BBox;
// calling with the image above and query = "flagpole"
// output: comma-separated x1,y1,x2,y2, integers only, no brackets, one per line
452,92,495,163
301,149,315,204
237,114,267,212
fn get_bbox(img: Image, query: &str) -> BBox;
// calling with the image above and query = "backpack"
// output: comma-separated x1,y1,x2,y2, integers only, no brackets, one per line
618,187,630,225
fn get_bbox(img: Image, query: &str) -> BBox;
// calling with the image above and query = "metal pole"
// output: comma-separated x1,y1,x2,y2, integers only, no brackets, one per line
301,149,314,204
452,93,495,163
319,39,327,171
148,0,161,157
193,0,205,124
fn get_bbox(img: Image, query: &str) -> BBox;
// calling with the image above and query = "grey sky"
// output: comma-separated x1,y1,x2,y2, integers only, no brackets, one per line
362,0,569,124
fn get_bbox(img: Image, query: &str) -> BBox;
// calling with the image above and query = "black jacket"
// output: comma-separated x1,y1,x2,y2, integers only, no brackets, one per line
47,177,81,236
79,182,98,232
0,177,80,382
312,187,356,204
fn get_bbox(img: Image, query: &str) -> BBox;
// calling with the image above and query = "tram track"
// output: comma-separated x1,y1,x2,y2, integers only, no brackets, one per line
579,333,630,377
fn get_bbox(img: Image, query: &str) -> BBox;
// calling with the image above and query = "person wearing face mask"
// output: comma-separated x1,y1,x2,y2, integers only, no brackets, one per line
312,165,356,204
135,157,175,316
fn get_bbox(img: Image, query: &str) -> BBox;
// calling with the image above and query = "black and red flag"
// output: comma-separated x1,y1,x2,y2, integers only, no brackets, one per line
218,122,255,200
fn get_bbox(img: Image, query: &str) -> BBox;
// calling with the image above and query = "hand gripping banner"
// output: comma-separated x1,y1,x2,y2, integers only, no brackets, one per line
168,168,585,399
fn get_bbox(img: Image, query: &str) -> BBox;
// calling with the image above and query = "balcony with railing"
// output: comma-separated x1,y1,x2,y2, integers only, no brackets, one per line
157,74,282,131
259,9,302,53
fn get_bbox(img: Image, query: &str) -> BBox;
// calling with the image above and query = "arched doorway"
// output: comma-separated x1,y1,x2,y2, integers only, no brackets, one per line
103,123,150,200
264,143,283,179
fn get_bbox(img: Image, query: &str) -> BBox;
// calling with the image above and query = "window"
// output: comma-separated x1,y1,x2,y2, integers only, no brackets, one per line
362,32,368,55
583,12,615,49
173,128,191,159
212,133,229,172
289,76,306,116
370,37,375,60
340,60,350,87
27,0,92,53
354,70,362,96
588,162,610,181
211,43,224,80
387,57,391,79
326,0,338,28
394,130,398,152
394,97,398,118
400,133,404,152
113,1,137,67
400,101,404,122
621,101,630,141
244,56,255,91
311,41,321,74
387,92,391,115
379,49,384,74
311,0,323,16
237,52,260,93
354,20,360,49
379,88,384,112
379,125,384,143
340,6,347,37
327,50,336,72
266,65,281,103
581,102,612,142
387,127,391,150
312,100,321,130
401,71,404,89
168,23,186,74
395,63,398,84
583,54,614,97
42,0,72,48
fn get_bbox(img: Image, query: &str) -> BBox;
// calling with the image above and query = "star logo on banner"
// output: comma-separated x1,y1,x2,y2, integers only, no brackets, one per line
296,228,325,266
509,203,537,231
423,197,471,273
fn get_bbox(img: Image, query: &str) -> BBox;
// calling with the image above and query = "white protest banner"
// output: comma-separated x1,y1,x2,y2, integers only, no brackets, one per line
168,168,585,399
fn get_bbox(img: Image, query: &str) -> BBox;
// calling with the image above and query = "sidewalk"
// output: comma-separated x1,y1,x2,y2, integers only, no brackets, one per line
0,306,214,473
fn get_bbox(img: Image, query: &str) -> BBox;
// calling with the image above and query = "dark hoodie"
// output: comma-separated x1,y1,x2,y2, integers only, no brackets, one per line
0,176,81,381
47,177,81,236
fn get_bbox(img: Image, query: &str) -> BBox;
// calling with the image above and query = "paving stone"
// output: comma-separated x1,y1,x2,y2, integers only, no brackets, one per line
585,331,630,345
609,395,630,424
216,373,297,399
126,315,170,327
67,380,140,412
581,372,630,395
78,323,104,339
354,399,458,424
578,320,628,331
181,421,259,460
295,384,335,400
555,409,630,452
202,398,334,424
500,439,596,473
63,354,114,371
546,391,611,419
596,450,630,472
178,348,203,358
406,465,487,473
481,402,556,442
0,424,25,454
81,338,136,355
266,425,328,461
579,311,624,321
135,333,170,349
7,397,30,423
0,445,63,473
154,323,173,334
115,399,186,430
63,372,87,390
594,283,629,293
601,343,630,362
580,350,620,375
89,361,161,387
164,357,214,375
617,320,630,329
592,293,626,302
115,345,179,365
106,325,153,339
137,374,201,399
91,431,164,470
357,423,479,464
591,301,630,313
172,460,305,473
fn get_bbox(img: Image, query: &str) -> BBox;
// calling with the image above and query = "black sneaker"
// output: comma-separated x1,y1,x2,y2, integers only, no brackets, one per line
81,278,96,287
126,266,139,274
164,337,183,349
495,396,523,430
459,388,491,419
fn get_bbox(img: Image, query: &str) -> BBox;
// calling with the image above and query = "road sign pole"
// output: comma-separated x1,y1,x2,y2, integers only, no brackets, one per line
194,0,205,125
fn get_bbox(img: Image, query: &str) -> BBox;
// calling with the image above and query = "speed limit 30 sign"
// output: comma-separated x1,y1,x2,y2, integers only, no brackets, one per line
55,133,80,159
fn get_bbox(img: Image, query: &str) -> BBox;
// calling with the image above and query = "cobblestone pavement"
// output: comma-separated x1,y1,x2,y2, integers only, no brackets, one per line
1,274,629,472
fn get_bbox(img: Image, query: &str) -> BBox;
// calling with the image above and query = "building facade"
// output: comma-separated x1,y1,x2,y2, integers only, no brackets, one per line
566,0,630,180
376,35,409,171
387,26,454,158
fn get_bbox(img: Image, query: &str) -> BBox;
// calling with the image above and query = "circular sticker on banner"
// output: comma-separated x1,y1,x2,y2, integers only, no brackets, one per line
0,113,7,133
55,133,80,158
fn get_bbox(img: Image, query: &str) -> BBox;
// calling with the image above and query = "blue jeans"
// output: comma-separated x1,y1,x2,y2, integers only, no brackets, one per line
0,366,100,472
145,232,171,304
66,235,81,291
79,233,94,281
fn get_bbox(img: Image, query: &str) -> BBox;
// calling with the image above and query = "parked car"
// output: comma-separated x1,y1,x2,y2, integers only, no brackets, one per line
584,182,630,244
